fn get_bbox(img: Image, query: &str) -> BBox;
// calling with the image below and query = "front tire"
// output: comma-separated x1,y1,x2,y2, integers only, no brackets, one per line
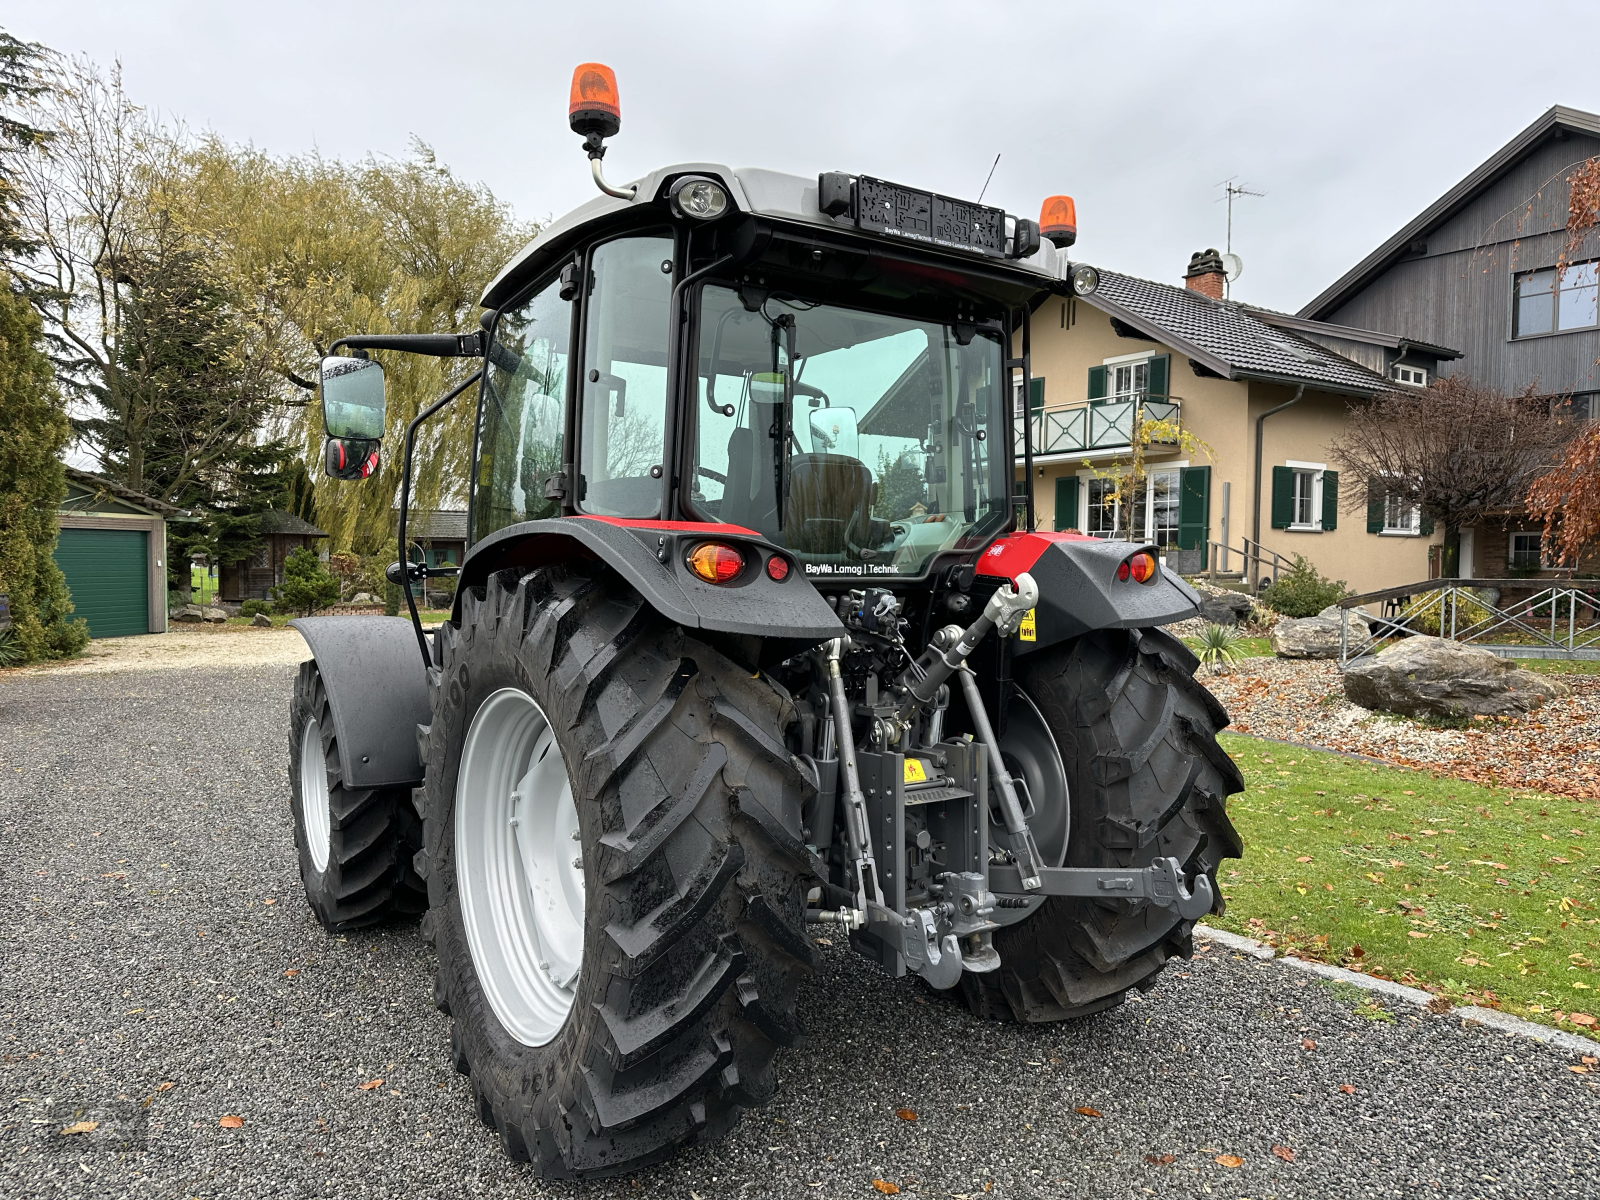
419,564,816,1176
961,626,1244,1022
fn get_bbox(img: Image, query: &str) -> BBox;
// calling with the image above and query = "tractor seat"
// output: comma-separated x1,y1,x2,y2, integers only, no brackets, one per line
787,453,879,555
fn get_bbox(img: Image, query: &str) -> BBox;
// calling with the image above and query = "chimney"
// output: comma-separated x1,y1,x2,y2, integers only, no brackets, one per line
1185,248,1226,300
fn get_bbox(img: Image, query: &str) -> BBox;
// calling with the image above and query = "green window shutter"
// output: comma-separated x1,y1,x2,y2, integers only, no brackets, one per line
1420,511,1434,536
1366,478,1385,534
1029,377,1045,413
1270,465,1294,529
1321,470,1338,531
1177,466,1210,563
1146,354,1169,399
1087,365,1107,400
1054,476,1079,530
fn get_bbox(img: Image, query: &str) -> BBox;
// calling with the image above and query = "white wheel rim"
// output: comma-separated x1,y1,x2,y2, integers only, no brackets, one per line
455,687,584,1046
300,714,332,873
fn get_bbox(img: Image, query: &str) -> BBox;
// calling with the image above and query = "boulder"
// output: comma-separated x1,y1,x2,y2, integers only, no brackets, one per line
350,592,377,605
1270,616,1344,658
201,606,229,624
1343,635,1569,718
251,612,273,628
171,605,203,623
1199,592,1254,627
1318,604,1371,642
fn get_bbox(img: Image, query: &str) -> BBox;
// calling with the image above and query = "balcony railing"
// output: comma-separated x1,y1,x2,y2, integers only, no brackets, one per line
1015,394,1182,458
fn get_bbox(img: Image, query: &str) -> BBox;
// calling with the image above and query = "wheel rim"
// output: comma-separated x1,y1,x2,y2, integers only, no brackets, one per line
300,714,332,873
997,689,1070,867
455,687,584,1047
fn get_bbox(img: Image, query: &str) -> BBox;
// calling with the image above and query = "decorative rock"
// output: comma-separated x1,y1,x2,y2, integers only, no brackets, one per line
171,605,203,623
1270,616,1345,659
251,612,273,628
1343,635,1569,718
351,592,377,604
1199,592,1254,626
201,607,229,624
1317,604,1371,642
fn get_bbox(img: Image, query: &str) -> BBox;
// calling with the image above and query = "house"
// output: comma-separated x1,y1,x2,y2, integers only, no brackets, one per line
1300,105,1600,580
1017,251,1455,593
53,467,182,638
395,509,468,570
218,509,328,602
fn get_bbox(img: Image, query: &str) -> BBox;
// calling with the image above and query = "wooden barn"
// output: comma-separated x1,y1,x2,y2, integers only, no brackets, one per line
219,509,328,602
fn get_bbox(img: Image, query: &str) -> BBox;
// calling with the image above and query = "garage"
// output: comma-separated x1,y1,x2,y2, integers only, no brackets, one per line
53,467,176,639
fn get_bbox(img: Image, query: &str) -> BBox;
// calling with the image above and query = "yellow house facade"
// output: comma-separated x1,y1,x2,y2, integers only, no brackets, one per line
1014,252,1460,596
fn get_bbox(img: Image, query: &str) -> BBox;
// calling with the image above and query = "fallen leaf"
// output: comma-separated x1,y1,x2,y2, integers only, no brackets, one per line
1583,1056,1598,1065
1271,1144,1295,1162
155,1081,176,1092
1408,931,1430,939
218,1115,243,1128
1214,1154,1243,1168
871,1182,900,1195
1427,996,1454,1014
1570,1013,1596,1026
1339,1084,1356,1094
1074,1106,1102,1117
1572,1065,1590,1074
358,1079,384,1090
813,937,833,947
1144,1153,1176,1165
59,1121,98,1135
1295,856,1312,863
895,1108,917,1121
263,898,276,905
1301,1038,1316,1051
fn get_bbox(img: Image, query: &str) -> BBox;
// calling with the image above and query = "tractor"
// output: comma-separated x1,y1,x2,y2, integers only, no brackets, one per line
287,62,1243,1178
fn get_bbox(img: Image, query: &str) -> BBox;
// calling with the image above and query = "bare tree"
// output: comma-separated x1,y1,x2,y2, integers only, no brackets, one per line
1328,376,1574,576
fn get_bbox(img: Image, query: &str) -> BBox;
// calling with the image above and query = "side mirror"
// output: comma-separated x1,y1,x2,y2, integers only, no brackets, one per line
809,406,859,460
324,437,380,481
320,355,386,440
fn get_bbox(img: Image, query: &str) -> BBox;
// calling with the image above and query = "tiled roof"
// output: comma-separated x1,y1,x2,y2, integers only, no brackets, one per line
395,509,469,541
1083,271,1394,394
257,508,327,537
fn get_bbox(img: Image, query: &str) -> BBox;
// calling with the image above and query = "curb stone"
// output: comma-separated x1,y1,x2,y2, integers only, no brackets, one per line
1193,925,1598,1055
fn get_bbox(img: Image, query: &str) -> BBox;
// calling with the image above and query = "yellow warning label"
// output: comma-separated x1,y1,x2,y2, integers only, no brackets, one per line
903,758,928,784
1018,607,1037,642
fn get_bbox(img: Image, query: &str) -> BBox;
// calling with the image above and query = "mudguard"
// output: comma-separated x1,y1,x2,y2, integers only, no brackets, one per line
975,531,1200,654
456,516,845,642
289,616,431,789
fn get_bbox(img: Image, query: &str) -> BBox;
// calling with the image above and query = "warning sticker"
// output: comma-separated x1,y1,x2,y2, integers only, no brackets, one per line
903,758,928,784
1018,608,1037,642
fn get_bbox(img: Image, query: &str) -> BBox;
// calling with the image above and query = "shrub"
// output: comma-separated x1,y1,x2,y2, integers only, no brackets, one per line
239,599,273,618
1259,555,1350,618
1195,623,1246,675
1404,590,1494,637
272,548,340,617
384,581,402,617
0,625,21,668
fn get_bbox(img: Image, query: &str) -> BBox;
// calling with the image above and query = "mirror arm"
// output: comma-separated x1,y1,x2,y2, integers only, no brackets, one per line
331,332,485,359
397,367,484,670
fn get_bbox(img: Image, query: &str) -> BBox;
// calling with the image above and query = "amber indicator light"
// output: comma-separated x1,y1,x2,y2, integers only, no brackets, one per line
569,63,621,131
687,542,744,585
1118,551,1157,584
765,554,790,582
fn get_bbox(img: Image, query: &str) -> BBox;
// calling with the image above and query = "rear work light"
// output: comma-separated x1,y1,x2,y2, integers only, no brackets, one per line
687,542,745,585
1117,551,1158,584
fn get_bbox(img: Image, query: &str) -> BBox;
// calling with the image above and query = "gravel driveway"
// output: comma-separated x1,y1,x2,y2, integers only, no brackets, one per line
3,662,1598,1198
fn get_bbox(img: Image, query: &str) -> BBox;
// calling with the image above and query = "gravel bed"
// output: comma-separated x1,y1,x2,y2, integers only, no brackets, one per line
3,664,1599,1198
1205,656,1600,799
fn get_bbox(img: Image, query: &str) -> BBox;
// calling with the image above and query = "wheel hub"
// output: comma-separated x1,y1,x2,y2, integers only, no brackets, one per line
455,687,584,1046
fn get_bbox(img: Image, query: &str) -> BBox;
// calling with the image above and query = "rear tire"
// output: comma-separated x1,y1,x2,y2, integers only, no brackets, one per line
960,626,1244,1022
289,660,427,933
421,563,815,1176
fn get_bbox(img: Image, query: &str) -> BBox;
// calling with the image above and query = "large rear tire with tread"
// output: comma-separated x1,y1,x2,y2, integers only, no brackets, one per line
289,660,427,933
419,563,815,1177
960,626,1244,1022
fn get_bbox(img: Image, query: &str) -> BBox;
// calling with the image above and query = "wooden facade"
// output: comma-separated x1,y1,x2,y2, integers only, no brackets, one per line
218,509,328,601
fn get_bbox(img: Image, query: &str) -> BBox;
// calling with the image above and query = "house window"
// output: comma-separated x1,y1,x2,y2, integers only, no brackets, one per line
1383,493,1419,534
1086,476,1120,536
1082,468,1180,546
1391,364,1428,386
1109,360,1148,400
1144,468,1180,548
1291,469,1317,527
1508,531,1548,571
1513,261,1599,338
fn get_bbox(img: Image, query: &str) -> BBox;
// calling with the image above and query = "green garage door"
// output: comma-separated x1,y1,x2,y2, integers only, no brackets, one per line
55,527,150,638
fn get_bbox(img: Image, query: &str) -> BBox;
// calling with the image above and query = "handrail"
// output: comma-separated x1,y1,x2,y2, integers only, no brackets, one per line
1339,577,1597,608
1204,536,1292,587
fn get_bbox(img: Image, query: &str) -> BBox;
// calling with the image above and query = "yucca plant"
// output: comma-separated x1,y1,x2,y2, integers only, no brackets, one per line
0,626,22,669
1195,622,1245,675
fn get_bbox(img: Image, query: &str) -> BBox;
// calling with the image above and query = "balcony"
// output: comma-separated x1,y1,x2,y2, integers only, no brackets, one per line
1014,394,1182,458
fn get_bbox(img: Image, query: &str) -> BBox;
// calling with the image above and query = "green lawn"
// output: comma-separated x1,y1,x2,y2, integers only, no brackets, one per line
1211,733,1600,1040
1511,657,1600,676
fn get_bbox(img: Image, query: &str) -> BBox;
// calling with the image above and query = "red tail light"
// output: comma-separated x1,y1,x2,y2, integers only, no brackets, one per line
1118,551,1158,584
687,542,744,585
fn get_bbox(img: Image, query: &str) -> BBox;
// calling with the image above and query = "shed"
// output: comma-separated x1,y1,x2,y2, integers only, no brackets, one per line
55,467,181,638
396,509,468,569
219,509,329,602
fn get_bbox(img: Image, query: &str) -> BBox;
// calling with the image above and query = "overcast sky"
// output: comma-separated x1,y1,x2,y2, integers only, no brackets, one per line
11,0,1600,314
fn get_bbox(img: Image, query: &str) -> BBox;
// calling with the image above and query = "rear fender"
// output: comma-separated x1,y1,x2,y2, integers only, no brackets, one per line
455,516,844,643
289,616,432,788
975,531,1199,654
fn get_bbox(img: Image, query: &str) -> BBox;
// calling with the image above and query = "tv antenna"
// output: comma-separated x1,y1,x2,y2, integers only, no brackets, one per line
1216,178,1265,298
977,153,1001,203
